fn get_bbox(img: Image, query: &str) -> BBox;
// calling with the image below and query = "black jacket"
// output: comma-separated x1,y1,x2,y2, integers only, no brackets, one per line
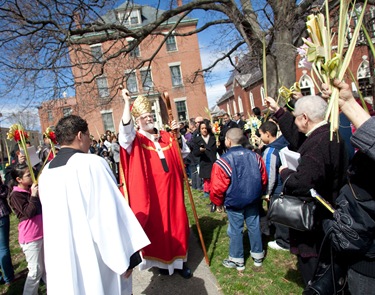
192,134,217,179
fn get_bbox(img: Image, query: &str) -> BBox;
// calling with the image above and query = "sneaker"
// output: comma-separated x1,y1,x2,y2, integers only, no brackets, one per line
268,240,289,251
222,259,245,271
253,258,263,267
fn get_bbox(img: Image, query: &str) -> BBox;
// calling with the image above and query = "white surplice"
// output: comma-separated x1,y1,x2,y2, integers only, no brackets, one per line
38,153,150,295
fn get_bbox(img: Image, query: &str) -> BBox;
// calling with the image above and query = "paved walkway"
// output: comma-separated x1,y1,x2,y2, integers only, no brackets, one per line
133,229,223,295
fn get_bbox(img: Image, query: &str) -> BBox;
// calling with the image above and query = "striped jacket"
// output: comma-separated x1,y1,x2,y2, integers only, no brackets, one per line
210,146,267,209
261,135,289,196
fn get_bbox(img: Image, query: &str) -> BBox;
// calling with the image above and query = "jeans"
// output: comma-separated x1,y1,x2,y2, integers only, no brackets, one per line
0,215,14,283
348,268,375,295
20,239,46,295
226,203,264,262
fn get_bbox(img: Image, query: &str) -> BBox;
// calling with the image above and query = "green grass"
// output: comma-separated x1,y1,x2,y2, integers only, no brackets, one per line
1,189,304,295
185,188,305,295
0,214,46,295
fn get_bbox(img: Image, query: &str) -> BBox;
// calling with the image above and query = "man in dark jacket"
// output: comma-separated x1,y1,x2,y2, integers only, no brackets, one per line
210,128,268,270
218,113,238,155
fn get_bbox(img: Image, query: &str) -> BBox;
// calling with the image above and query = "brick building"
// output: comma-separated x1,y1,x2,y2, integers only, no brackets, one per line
38,3,208,135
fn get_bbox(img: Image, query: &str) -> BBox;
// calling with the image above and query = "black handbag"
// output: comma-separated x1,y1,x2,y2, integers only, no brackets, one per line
267,176,316,231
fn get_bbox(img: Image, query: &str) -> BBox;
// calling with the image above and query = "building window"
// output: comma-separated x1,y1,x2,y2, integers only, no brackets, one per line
170,65,183,87
352,5,365,43
166,35,177,52
47,111,53,122
90,45,103,62
128,40,140,58
232,100,237,114
299,72,315,96
126,72,138,93
238,96,244,113
101,112,115,132
118,9,141,26
226,103,231,116
175,100,187,121
369,7,375,38
249,92,255,109
96,76,110,98
260,87,266,106
140,69,153,90
358,57,372,97
63,107,72,117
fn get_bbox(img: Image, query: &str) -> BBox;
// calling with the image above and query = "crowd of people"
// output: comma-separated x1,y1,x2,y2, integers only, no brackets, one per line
0,79,373,294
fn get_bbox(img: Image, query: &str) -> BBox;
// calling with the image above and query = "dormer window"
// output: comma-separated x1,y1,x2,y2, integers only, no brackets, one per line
117,9,141,26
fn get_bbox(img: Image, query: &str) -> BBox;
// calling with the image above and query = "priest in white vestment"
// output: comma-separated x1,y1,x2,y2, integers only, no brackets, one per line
38,115,150,295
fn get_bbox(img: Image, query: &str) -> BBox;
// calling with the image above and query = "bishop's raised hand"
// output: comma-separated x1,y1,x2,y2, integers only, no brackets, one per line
121,88,131,103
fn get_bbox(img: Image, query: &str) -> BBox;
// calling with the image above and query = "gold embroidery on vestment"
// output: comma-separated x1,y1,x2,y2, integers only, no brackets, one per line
141,137,173,151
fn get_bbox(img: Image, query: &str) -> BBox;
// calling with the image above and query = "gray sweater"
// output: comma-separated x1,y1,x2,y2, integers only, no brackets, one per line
351,117,375,160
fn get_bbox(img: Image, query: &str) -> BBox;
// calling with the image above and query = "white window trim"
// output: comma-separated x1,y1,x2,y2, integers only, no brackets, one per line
299,74,315,96
238,96,244,113
118,9,141,26
249,92,255,109
100,110,113,114
140,66,152,72
233,100,237,114
168,61,181,67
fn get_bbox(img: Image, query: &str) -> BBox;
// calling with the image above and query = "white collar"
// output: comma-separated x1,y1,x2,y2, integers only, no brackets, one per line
139,129,160,142
306,120,327,137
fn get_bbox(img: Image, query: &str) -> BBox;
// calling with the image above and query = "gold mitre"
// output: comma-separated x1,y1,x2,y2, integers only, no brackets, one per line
131,95,152,118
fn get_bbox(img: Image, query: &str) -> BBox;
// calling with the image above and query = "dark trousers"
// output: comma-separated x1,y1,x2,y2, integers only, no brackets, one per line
190,164,202,190
298,255,319,286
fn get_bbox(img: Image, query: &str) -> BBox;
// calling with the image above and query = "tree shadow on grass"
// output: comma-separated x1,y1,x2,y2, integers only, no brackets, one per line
190,215,227,265
285,268,305,289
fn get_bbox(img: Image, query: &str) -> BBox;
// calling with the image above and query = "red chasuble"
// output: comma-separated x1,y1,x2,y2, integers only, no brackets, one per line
119,130,189,264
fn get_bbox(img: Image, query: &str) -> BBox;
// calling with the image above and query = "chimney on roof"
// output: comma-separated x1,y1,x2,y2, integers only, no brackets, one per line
73,11,82,29
177,0,182,7
235,56,239,65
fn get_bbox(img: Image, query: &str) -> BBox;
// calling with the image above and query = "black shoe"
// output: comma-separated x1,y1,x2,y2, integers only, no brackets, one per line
158,268,169,275
177,265,192,279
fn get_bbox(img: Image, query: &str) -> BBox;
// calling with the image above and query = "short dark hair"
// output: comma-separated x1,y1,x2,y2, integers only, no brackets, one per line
259,121,278,137
252,107,261,116
55,115,88,145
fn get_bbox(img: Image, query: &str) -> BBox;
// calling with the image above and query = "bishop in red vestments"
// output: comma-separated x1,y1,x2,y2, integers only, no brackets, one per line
118,89,192,278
